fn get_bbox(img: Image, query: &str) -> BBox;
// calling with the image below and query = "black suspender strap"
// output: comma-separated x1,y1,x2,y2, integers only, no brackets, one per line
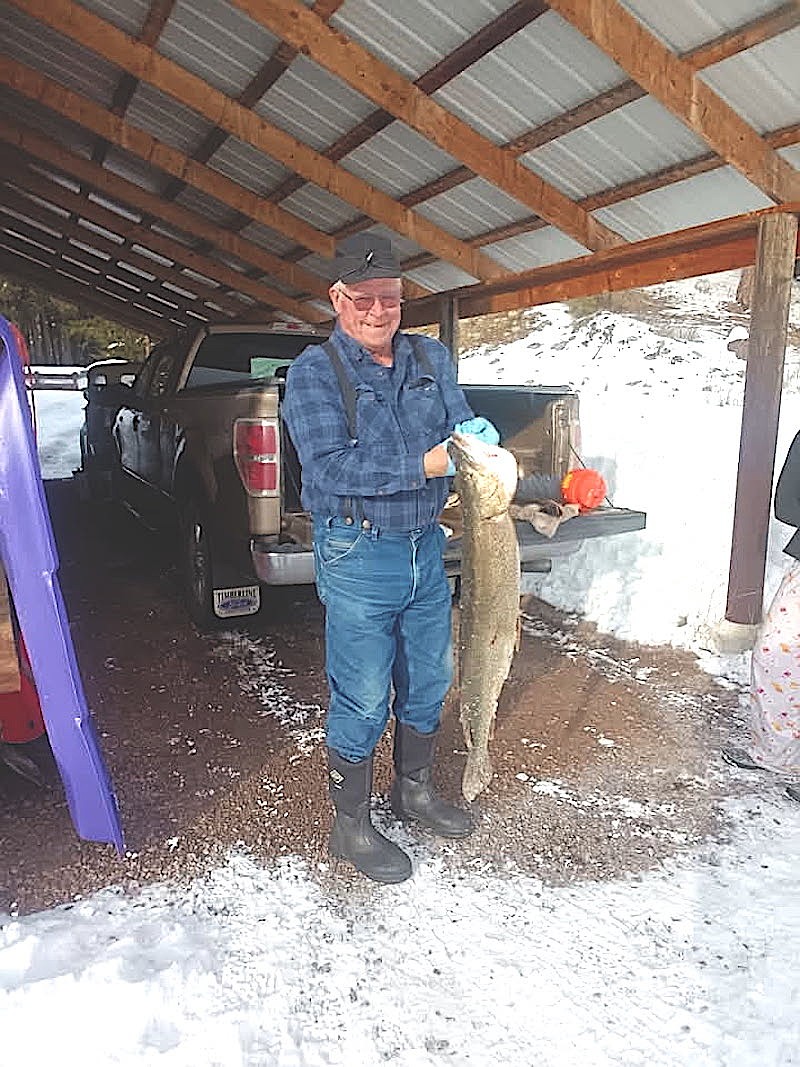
322,340,358,440
410,334,434,378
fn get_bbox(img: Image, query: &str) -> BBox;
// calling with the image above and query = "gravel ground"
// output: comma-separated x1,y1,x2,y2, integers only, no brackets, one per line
0,480,749,915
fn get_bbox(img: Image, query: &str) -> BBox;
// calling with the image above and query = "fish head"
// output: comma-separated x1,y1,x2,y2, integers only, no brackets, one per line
450,432,519,518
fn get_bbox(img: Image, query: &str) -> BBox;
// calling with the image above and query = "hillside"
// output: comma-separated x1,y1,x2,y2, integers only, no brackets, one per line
456,269,800,675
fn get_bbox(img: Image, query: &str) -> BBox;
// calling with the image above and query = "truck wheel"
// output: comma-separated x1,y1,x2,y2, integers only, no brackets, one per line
179,500,222,631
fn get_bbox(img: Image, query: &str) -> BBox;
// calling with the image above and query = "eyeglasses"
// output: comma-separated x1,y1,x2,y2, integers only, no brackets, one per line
337,288,403,312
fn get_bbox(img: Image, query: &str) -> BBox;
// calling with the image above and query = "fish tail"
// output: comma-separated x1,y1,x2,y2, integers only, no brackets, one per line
462,748,493,803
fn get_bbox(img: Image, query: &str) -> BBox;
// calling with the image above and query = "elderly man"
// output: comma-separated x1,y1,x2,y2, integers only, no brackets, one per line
283,234,498,883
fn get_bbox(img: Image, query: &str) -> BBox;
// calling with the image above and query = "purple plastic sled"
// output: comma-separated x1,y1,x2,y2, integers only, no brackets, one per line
0,316,124,852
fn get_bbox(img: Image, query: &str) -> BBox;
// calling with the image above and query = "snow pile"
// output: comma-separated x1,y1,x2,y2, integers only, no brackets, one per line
459,271,800,675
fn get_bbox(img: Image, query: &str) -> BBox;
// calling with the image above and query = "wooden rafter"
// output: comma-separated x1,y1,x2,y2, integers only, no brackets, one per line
1,59,334,262
267,1,549,208
0,121,330,322
402,122,800,271
325,4,800,251
547,0,800,203
161,0,347,206
0,157,296,320
0,249,172,336
231,0,624,253
8,0,508,283
402,205,800,324
0,222,205,323
0,176,247,318
92,0,177,167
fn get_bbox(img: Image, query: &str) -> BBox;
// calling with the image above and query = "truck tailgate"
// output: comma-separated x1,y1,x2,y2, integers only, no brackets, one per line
442,505,646,571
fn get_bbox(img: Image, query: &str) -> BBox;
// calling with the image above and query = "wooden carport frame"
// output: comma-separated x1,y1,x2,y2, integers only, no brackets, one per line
1,0,799,633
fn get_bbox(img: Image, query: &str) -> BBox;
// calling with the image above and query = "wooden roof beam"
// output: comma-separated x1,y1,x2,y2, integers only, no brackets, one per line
0,121,329,323
9,0,506,283
232,0,624,253
1,59,333,264
329,4,800,247
0,249,172,337
402,205,800,324
0,221,207,324
0,178,246,318
401,122,800,270
267,1,549,208
161,0,347,205
547,0,800,203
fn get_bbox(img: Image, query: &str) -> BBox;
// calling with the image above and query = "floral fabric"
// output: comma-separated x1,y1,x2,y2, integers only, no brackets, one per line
748,560,800,777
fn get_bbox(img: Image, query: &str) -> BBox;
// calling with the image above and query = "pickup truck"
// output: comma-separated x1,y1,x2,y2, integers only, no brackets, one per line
76,322,646,629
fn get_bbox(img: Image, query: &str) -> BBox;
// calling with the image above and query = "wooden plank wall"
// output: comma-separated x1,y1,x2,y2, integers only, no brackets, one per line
0,561,21,695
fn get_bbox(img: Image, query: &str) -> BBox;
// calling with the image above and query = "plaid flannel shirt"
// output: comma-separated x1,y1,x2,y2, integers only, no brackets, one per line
283,324,473,532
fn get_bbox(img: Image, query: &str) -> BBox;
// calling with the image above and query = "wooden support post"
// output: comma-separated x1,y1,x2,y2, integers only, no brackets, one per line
0,562,21,694
725,212,799,625
439,295,459,365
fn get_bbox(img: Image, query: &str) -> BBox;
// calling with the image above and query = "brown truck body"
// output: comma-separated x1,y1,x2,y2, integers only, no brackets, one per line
77,322,646,627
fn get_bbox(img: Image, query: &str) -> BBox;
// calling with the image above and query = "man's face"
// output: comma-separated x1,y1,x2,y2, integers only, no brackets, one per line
330,277,403,353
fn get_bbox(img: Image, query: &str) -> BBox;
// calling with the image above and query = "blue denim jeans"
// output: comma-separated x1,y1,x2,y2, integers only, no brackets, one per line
313,517,453,762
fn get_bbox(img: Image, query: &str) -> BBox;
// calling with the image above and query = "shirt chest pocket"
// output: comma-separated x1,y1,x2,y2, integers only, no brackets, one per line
354,385,396,443
403,375,446,436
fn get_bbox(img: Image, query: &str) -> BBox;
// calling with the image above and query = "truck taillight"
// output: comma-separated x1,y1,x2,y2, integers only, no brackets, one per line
234,418,279,496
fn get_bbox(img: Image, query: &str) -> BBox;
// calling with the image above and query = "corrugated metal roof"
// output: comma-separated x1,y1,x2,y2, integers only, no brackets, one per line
620,0,786,53
0,0,796,332
435,11,626,141
70,0,149,38
103,148,172,196
159,0,279,98
333,0,512,81
0,89,97,159
256,55,376,152
701,27,800,133
278,184,361,235
486,226,592,273
208,137,292,199
343,125,460,200
523,98,711,201
236,220,297,260
173,184,239,228
0,4,120,107
126,83,215,157
595,166,773,240
419,178,531,240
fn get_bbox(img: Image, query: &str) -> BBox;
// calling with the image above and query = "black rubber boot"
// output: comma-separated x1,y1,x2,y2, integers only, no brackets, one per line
327,749,412,884
390,724,474,838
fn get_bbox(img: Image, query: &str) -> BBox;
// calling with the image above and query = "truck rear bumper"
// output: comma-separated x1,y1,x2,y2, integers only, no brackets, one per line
253,506,645,587
252,540,316,585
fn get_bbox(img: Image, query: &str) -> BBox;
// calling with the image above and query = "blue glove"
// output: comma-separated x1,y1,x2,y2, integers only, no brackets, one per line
455,416,500,446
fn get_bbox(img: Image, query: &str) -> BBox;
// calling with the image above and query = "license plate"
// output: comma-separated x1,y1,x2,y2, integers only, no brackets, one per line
213,585,261,618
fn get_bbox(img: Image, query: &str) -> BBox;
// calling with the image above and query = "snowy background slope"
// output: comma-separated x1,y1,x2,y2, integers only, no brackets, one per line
458,271,800,677
4,270,799,1067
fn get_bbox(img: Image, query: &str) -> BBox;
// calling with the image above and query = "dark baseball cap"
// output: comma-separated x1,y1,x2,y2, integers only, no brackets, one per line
335,233,402,282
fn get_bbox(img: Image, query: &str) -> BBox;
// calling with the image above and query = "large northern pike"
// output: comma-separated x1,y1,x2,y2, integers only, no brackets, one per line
449,432,520,802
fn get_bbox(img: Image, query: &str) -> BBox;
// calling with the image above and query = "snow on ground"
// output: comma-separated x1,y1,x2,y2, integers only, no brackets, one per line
26,388,84,480
1,793,798,1067
3,271,799,1066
